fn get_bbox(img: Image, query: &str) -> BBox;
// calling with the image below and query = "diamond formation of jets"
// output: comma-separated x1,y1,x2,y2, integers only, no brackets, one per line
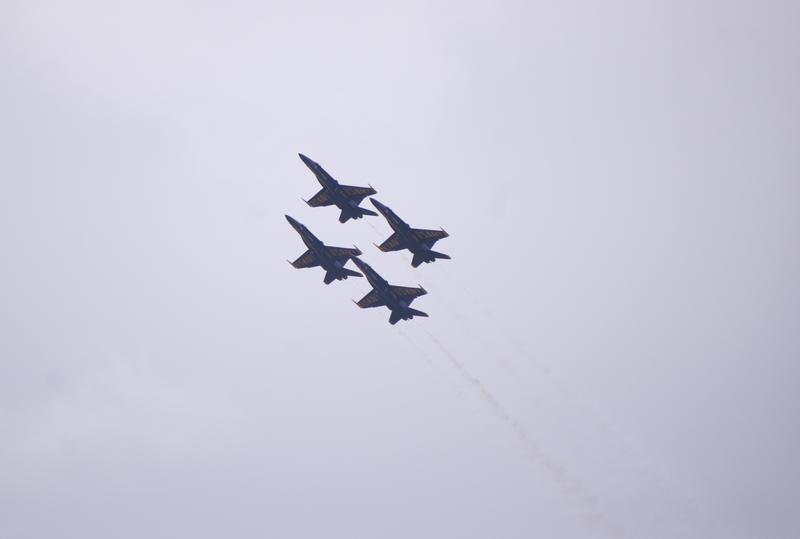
285,215,363,284
370,198,450,267
299,153,378,223
351,257,428,325
286,153,449,323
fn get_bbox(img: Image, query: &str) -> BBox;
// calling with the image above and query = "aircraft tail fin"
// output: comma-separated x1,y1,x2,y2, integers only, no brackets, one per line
342,268,362,278
408,308,428,318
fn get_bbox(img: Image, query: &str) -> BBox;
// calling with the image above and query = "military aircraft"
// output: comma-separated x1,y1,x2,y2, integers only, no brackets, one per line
298,153,378,223
351,257,428,324
369,198,451,267
285,215,363,284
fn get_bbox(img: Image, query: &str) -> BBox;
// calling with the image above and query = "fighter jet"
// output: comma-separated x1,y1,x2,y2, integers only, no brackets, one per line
369,198,451,267
285,215,362,284
351,257,428,324
298,153,378,223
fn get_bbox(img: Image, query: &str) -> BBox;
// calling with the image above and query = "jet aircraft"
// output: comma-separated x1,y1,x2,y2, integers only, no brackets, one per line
298,153,378,223
370,198,451,267
351,257,428,324
285,215,362,284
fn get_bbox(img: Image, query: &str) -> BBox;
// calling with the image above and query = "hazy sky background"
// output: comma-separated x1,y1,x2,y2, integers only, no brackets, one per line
2,1,799,538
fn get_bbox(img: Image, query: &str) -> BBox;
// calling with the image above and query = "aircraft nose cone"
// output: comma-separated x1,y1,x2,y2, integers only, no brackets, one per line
285,214,301,228
351,257,366,271
369,197,385,210
298,153,314,167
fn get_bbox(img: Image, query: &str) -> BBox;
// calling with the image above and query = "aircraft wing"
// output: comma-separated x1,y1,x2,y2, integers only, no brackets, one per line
410,228,449,245
390,285,427,299
340,184,377,203
377,232,407,252
306,189,334,207
356,289,385,309
290,249,320,268
325,246,361,260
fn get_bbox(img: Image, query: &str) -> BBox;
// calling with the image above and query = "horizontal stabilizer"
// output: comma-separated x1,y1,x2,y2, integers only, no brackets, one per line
339,207,378,223
324,267,362,284
411,250,450,268
388,308,427,324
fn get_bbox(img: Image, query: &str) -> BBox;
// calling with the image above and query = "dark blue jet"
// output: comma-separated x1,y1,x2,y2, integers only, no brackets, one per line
369,198,451,267
351,257,428,324
298,153,378,223
285,215,362,284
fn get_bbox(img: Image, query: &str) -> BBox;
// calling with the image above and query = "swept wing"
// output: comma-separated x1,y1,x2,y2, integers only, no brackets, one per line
411,228,449,245
290,250,319,268
377,232,406,252
305,189,334,207
390,285,427,300
356,290,385,309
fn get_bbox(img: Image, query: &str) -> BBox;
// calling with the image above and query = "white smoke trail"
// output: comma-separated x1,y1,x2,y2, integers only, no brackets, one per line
433,267,705,533
395,325,432,367
419,279,516,375
421,326,626,538
366,220,384,239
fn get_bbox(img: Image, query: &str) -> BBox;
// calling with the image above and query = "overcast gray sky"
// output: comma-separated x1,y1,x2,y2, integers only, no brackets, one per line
2,1,799,538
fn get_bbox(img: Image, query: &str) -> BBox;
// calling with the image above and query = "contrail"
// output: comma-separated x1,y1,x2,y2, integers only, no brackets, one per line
395,326,468,400
366,220,384,239
418,279,516,375
433,267,704,532
420,326,626,538
395,326,432,367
